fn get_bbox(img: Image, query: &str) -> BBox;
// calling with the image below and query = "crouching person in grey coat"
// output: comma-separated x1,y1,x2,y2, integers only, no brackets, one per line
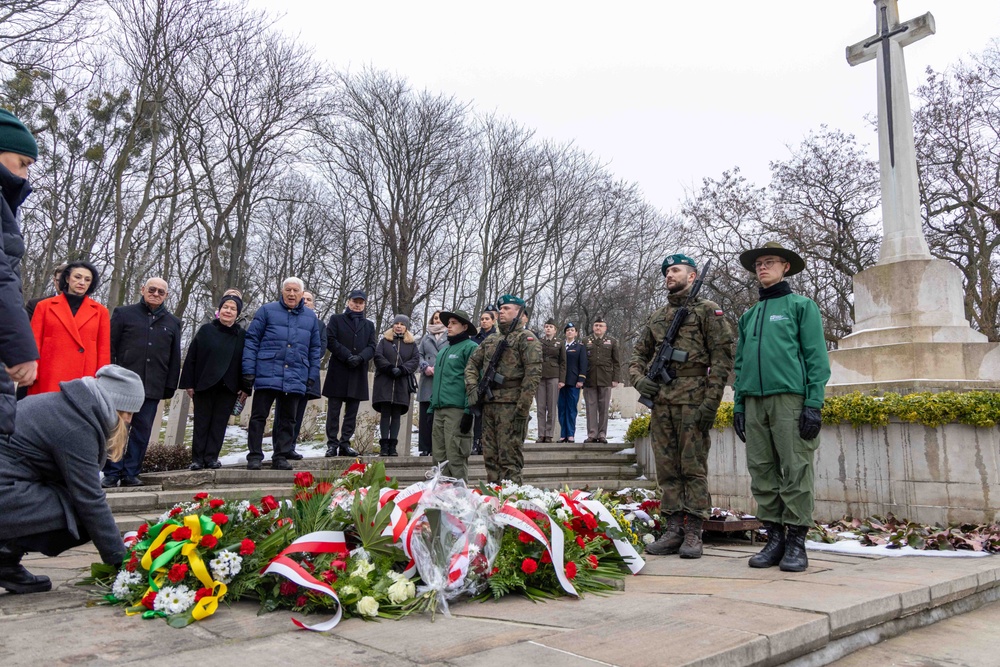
0,364,145,593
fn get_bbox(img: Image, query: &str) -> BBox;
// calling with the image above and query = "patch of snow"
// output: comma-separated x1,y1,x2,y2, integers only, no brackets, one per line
616,447,636,455
806,539,990,558
635,475,648,481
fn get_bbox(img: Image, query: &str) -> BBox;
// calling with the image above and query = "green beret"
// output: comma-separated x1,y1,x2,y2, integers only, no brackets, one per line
661,253,697,276
0,109,38,160
497,294,526,307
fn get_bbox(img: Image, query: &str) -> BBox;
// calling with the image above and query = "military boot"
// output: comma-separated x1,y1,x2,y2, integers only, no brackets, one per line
388,439,399,457
748,522,785,568
678,514,704,559
644,512,684,555
0,543,52,594
471,439,482,455
378,439,390,457
779,525,809,572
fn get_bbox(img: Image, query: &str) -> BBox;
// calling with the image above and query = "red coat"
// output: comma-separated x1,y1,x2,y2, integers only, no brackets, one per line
29,294,111,395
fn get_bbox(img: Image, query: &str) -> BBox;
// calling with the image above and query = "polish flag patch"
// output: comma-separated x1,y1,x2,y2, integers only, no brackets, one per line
714,310,724,316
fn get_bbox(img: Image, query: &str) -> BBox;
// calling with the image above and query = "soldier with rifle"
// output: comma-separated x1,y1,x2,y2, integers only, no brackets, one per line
465,294,542,484
629,254,734,558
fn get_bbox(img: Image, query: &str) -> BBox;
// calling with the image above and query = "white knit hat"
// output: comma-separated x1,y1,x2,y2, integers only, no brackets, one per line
93,365,145,413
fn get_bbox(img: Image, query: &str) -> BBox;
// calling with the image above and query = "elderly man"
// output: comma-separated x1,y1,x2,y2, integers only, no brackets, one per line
102,277,182,487
322,289,375,457
583,317,622,443
242,277,322,471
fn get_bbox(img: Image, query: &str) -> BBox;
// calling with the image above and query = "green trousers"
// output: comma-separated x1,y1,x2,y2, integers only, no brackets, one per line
432,407,472,482
481,402,525,484
651,403,712,519
744,394,818,527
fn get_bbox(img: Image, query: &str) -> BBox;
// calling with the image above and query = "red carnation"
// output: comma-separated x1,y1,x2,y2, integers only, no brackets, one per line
279,580,298,596
490,567,499,576
195,587,213,601
150,545,165,559
565,561,577,579
588,555,599,569
200,534,218,549
239,538,256,556
169,506,184,517
320,570,337,584
293,471,315,488
331,559,347,571
517,531,533,544
248,504,261,517
168,563,189,583
260,495,280,512
211,512,229,526
575,536,586,549
193,492,209,501
124,553,139,572
315,481,334,495
209,499,225,509
141,591,157,609
582,514,598,531
136,524,149,539
520,558,538,575
171,527,192,542
541,551,552,564
296,595,309,608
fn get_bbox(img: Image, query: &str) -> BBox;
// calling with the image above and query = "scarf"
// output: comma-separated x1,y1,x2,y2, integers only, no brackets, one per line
427,322,447,338
447,331,470,346
758,280,792,300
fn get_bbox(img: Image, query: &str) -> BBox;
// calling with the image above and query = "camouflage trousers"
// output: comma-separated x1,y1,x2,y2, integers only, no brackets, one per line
481,402,527,484
651,403,712,519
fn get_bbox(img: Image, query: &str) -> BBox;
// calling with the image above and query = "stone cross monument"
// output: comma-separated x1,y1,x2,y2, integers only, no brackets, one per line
826,0,1000,394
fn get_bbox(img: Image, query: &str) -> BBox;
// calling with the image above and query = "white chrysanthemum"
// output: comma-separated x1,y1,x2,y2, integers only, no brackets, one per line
646,520,655,528
386,578,415,604
350,559,375,579
356,595,379,617
555,508,571,522
208,550,243,583
642,534,656,545
153,584,196,615
111,569,143,600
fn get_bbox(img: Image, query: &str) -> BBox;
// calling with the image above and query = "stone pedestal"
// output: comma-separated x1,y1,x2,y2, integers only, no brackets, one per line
828,259,1000,394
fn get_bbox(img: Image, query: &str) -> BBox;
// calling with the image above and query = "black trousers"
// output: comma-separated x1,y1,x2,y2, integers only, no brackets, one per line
7,524,91,559
379,407,405,441
247,389,302,463
192,384,238,465
291,396,315,448
325,397,360,447
418,401,433,454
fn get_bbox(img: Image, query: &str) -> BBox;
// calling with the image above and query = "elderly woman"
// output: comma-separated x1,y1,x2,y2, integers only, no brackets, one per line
28,259,111,394
372,315,420,457
0,365,145,594
179,294,248,470
417,310,448,456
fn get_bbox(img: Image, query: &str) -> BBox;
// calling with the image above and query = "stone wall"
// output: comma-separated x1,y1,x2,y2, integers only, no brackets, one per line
637,420,1000,525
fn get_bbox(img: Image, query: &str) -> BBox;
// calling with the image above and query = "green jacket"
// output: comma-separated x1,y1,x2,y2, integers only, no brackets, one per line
428,337,478,413
733,291,830,413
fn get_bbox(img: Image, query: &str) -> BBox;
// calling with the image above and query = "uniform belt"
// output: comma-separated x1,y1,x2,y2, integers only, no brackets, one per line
672,364,709,378
497,378,523,388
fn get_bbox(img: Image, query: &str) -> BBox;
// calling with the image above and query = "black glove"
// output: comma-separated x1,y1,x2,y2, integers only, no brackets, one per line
241,374,256,393
391,367,404,378
733,412,746,443
306,378,316,390
634,377,659,399
346,355,363,368
799,406,823,440
460,413,474,434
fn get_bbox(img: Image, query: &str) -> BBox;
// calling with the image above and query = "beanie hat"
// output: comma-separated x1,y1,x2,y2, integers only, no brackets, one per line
94,365,145,413
392,314,411,329
219,294,243,316
0,109,38,160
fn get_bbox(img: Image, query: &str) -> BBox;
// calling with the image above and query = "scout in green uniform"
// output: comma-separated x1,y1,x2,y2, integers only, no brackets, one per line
629,254,734,558
583,318,621,443
535,319,566,442
732,242,830,572
428,309,479,482
464,294,542,484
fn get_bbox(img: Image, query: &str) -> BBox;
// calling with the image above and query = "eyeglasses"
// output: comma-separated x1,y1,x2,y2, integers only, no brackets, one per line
754,259,783,270
146,287,167,296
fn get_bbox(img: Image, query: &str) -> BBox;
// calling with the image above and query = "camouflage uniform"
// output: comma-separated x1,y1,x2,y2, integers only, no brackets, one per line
465,320,542,484
629,292,734,519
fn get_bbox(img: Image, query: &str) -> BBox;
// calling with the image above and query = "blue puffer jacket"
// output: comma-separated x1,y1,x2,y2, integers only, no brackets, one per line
242,299,321,395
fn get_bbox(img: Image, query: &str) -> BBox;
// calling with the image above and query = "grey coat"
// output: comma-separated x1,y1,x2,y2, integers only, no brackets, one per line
417,331,448,402
0,379,126,564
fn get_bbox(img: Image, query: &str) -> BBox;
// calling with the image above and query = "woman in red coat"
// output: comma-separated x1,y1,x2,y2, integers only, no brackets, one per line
28,260,110,395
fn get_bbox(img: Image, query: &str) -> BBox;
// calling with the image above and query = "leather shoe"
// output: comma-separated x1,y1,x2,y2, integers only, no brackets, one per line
188,462,204,471
286,451,304,461
101,476,119,489
325,445,338,458
0,545,52,594
247,460,262,471
271,458,293,471
121,476,143,487
339,443,360,457
207,460,222,469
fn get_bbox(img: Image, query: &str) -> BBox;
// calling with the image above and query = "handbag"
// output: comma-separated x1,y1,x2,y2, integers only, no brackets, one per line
407,372,418,394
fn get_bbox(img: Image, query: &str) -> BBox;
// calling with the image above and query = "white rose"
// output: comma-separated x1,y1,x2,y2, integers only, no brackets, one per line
356,595,379,617
643,534,655,545
340,585,359,597
387,579,412,604
350,559,375,579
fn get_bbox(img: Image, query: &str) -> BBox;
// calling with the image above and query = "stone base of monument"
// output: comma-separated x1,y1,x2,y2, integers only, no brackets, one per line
827,259,1000,395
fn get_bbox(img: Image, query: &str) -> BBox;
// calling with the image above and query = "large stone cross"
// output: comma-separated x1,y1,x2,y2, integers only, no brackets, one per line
846,1,934,264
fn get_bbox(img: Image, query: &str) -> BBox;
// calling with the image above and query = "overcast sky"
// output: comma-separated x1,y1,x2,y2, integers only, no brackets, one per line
250,1,1000,213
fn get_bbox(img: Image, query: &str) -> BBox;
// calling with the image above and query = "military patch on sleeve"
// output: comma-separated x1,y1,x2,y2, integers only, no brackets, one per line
714,309,724,316
526,336,534,341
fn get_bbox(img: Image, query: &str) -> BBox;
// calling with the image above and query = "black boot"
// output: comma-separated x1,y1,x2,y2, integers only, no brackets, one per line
748,522,785,568
378,439,390,457
338,441,360,457
779,525,810,572
388,439,399,457
644,512,684,556
0,543,52,594
678,514,704,559
471,439,482,456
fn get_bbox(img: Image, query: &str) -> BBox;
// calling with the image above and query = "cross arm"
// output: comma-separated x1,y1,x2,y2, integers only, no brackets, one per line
845,12,935,67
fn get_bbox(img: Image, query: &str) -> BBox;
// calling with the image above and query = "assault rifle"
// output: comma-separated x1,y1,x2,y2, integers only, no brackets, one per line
638,258,713,410
469,304,524,414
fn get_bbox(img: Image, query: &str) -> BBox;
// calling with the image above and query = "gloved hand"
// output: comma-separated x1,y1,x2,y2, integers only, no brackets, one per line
467,390,479,407
634,376,659,399
346,355,363,368
241,374,256,393
391,367,404,378
306,378,316,390
733,412,746,443
460,413,474,434
694,403,717,432
512,416,528,438
799,406,823,440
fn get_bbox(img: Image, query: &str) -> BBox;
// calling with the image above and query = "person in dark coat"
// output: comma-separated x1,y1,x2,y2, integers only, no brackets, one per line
322,289,375,457
289,290,327,459
242,278,321,471
179,295,247,470
417,310,448,456
470,306,497,454
558,321,589,442
0,109,41,434
372,315,419,457
0,365,145,594
102,277,182,488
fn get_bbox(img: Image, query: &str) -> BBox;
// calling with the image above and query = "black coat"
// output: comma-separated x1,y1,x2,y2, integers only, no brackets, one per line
322,310,376,401
306,319,327,399
0,379,126,564
179,319,246,394
472,326,496,345
110,301,182,400
564,340,589,386
371,330,419,410
0,164,38,434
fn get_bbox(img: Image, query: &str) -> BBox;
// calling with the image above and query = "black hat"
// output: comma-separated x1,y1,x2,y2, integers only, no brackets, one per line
544,318,556,327
219,294,243,316
59,260,100,295
594,316,605,324
564,322,577,331
347,289,367,301
739,241,805,277
439,308,477,336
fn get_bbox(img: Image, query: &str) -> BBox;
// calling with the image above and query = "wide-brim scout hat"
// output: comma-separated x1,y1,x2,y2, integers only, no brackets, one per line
439,309,478,336
739,241,805,277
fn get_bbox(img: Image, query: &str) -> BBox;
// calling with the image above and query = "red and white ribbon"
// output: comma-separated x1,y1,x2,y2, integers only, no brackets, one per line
495,501,578,597
262,531,348,631
579,499,646,574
